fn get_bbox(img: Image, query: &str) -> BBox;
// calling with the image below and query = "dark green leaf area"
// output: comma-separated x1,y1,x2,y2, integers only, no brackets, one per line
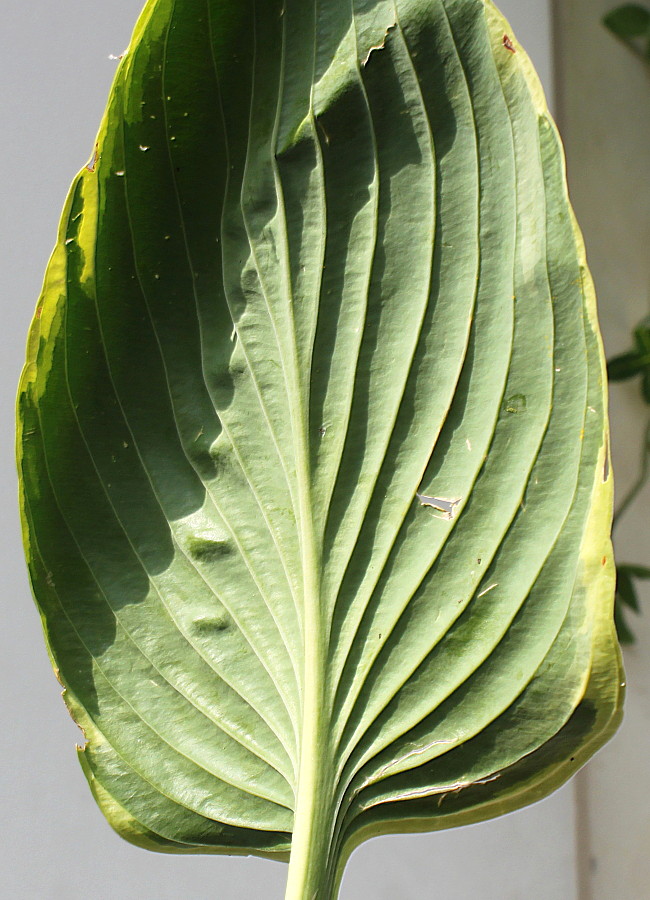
614,603,637,644
616,566,641,610
618,563,650,579
604,4,650,37
614,563,648,643
603,4,650,59
608,350,648,381
607,316,650,401
636,319,650,400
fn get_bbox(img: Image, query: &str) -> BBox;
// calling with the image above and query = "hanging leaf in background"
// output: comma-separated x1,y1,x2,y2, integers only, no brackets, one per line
614,564,650,644
607,315,650,642
608,315,650,402
602,8,650,644
603,3,650,60
17,1,624,897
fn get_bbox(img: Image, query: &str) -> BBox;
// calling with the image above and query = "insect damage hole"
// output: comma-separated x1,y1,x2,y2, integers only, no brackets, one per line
362,23,397,66
85,143,99,172
416,493,461,521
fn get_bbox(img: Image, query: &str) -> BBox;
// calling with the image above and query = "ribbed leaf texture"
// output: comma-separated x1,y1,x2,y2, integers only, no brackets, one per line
18,1,623,897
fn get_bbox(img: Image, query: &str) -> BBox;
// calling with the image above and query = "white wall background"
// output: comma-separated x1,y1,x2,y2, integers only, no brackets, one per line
0,2,577,898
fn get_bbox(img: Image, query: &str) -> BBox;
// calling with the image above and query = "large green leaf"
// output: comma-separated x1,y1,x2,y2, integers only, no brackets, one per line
18,0,623,896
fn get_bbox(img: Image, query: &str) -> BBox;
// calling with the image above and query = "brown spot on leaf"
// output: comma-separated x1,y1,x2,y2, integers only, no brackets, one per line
503,34,516,53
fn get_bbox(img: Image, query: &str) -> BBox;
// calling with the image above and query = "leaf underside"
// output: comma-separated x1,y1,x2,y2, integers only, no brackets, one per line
18,0,623,895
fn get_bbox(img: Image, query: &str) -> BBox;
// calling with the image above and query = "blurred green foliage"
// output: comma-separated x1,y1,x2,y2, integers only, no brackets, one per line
603,6,650,643
608,318,650,643
604,3,650,59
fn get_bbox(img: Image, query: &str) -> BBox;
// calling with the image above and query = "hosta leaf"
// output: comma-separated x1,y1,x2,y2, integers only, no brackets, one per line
18,0,623,896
